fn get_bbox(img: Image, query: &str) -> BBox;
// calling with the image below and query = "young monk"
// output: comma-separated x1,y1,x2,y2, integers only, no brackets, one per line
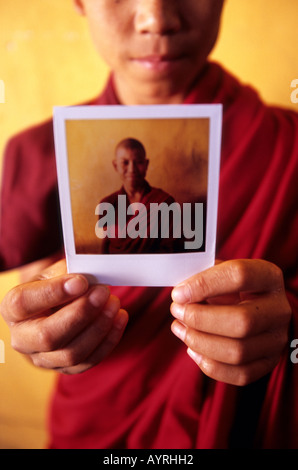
0,0,297,449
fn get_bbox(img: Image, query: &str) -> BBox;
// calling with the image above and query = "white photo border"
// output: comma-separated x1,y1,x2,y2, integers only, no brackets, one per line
53,104,222,287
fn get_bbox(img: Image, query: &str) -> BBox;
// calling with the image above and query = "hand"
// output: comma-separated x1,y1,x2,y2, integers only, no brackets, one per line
170,259,292,386
0,259,128,374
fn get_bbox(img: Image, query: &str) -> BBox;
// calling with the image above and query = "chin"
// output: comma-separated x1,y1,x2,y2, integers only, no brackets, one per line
128,63,203,103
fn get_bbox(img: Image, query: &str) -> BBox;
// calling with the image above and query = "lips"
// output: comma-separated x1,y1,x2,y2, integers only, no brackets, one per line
131,53,185,72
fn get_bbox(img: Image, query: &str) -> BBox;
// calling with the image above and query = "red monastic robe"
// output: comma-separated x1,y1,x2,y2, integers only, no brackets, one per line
0,61,298,449
97,182,184,254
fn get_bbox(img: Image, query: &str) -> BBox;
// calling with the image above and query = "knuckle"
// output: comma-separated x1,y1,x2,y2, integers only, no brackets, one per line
191,275,210,300
283,298,293,321
30,352,52,369
263,261,285,291
270,263,284,285
184,328,198,351
235,368,252,386
60,348,81,368
30,354,43,368
10,333,23,353
36,323,57,351
228,340,246,365
184,304,198,328
229,260,248,289
234,307,254,338
2,286,27,322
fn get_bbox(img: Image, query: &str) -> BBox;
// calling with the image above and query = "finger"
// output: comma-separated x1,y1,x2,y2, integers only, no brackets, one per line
186,349,281,386
36,309,129,374
171,259,285,304
29,296,125,369
58,309,129,374
34,258,67,280
19,255,64,283
170,293,291,338
10,285,112,354
1,273,92,323
171,320,288,366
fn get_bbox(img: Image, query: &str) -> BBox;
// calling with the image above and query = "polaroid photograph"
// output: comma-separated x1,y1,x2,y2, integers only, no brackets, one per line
53,104,222,286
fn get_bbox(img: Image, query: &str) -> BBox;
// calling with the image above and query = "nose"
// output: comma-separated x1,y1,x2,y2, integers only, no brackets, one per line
128,160,137,173
134,0,182,35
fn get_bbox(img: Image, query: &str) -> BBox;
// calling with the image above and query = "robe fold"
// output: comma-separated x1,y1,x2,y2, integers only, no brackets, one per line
0,61,297,448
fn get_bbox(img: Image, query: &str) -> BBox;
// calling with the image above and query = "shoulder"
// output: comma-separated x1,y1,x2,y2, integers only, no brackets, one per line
99,188,124,205
2,78,115,169
147,186,176,204
215,62,298,166
1,118,57,191
209,61,298,130
4,118,54,160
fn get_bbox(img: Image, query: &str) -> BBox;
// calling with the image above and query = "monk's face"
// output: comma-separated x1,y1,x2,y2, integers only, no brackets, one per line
73,0,224,104
113,147,149,190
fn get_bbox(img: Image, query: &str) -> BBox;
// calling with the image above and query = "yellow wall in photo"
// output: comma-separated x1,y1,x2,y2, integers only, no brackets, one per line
0,0,297,449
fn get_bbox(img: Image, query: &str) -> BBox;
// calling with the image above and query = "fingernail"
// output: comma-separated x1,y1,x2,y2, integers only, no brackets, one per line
187,348,202,365
89,286,110,308
171,284,190,303
102,296,119,318
171,321,186,341
171,302,185,321
64,276,88,296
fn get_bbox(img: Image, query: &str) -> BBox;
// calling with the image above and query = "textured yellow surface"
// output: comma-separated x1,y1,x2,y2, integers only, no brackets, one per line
0,0,297,449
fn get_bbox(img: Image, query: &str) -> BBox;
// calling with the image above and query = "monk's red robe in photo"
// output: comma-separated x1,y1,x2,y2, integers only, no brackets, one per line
0,61,298,448
97,181,184,254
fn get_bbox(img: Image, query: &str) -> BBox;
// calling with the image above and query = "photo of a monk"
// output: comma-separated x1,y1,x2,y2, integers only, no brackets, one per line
96,137,185,254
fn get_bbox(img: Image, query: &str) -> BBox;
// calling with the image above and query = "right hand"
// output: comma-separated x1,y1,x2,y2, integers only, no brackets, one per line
0,259,128,374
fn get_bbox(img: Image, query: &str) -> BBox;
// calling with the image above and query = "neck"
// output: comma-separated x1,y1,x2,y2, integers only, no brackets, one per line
124,183,147,203
113,74,189,105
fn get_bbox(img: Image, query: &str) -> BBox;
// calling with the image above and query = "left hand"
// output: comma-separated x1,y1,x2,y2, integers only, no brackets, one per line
170,259,292,386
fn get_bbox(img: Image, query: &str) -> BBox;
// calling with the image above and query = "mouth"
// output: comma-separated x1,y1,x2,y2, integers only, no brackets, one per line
126,174,141,180
131,54,186,73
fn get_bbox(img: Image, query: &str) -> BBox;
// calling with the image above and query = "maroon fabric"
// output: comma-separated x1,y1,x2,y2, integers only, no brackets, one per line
1,61,298,448
0,119,61,268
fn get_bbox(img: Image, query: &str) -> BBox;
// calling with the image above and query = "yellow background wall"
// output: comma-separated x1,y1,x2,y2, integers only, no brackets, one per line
0,0,297,449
